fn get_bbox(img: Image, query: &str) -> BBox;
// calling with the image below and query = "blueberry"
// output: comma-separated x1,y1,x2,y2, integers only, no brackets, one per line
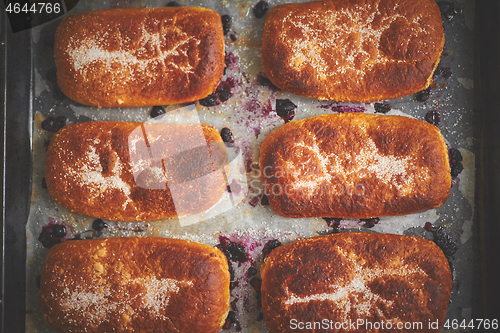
260,194,269,206
217,237,248,263
38,225,62,248
323,218,341,232
361,217,379,228
374,102,391,114
150,105,166,118
222,310,238,329
53,86,65,100
218,89,232,102
220,127,234,143
92,218,107,231
41,116,67,132
425,109,441,126
165,1,180,6
451,162,464,178
438,2,461,22
425,223,458,259
253,1,269,19
257,72,279,90
41,177,47,189
221,15,231,35
433,227,458,257
52,224,67,238
415,88,430,102
448,148,463,163
436,67,452,80
262,239,281,258
199,94,219,107
247,267,258,277
275,99,296,123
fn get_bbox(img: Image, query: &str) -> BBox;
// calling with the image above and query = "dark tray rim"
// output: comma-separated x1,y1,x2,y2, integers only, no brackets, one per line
1,1,500,332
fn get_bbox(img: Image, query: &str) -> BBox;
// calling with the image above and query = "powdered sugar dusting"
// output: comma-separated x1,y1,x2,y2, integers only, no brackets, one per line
65,145,135,209
283,247,427,321
68,18,200,81
281,1,431,84
59,276,193,326
284,127,429,197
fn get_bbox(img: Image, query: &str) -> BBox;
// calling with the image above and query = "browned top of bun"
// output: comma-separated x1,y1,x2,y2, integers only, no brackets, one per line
40,237,230,333
45,121,228,222
261,232,452,333
54,7,225,107
262,0,444,102
259,113,451,219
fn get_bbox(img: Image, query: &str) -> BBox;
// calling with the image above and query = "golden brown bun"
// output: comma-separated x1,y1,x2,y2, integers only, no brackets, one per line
40,237,230,333
54,7,225,107
261,232,452,333
261,0,444,102
45,121,229,222
259,113,451,218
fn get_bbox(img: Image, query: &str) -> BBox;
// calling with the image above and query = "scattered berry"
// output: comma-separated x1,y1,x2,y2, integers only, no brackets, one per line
374,102,391,114
257,72,279,91
92,219,108,232
425,109,441,126
275,99,296,123
324,218,341,232
199,94,219,107
217,236,248,263
52,224,67,238
260,195,269,206
448,148,463,164
438,1,462,22
253,1,269,18
220,127,234,143
41,116,66,132
165,1,180,6
424,222,458,258
38,223,67,248
451,162,464,178
250,277,262,304
361,217,380,228
53,86,65,100
436,66,453,80
262,239,281,258
222,310,238,330
247,267,258,277
415,88,431,102
218,89,232,102
150,106,166,118
221,15,231,35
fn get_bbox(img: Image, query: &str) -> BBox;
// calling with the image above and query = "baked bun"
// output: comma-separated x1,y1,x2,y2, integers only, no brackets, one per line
54,7,225,107
40,237,230,333
45,121,229,222
259,113,451,218
261,232,452,333
261,0,444,102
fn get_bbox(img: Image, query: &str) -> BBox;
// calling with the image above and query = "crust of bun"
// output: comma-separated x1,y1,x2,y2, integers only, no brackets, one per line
45,121,229,222
259,113,451,218
54,7,225,107
261,0,444,102
261,232,452,333
40,237,230,333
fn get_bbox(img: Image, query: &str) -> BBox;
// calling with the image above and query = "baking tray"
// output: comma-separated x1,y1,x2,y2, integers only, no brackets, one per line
1,0,499,332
